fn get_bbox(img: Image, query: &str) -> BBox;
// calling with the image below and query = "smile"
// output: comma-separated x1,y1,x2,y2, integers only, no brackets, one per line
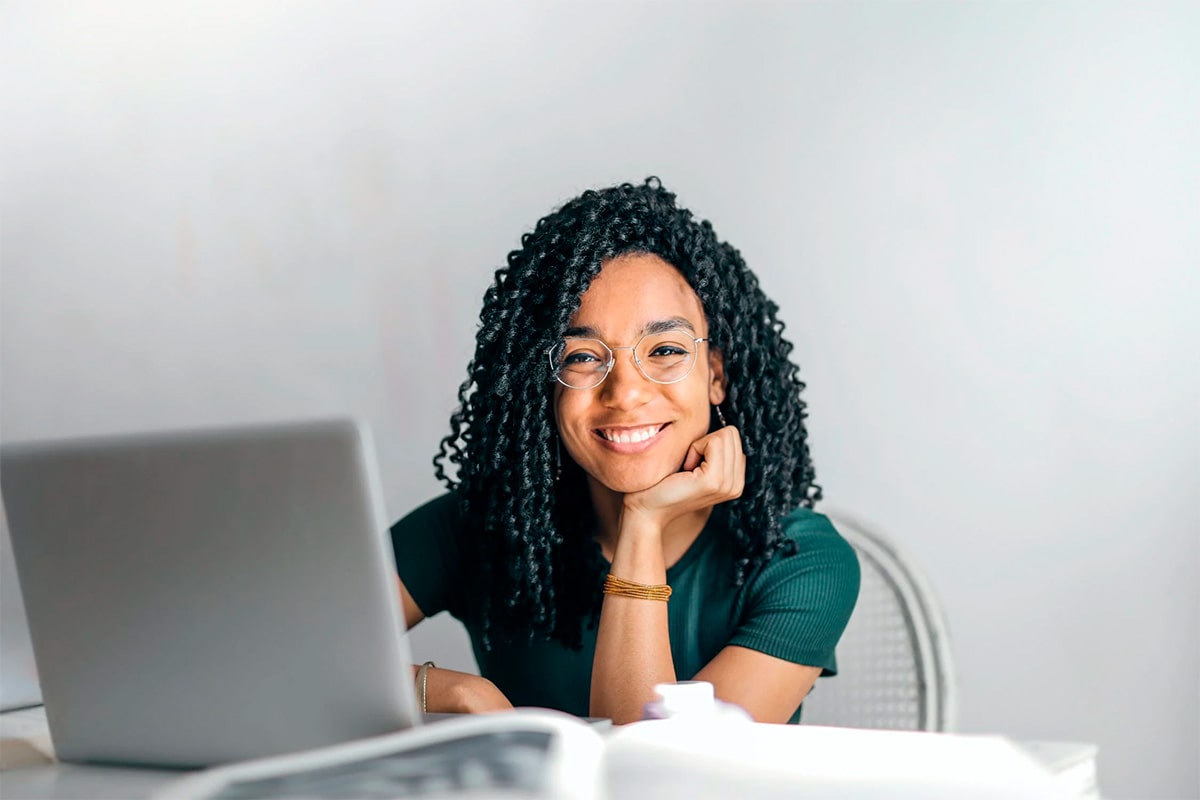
592,423,669,453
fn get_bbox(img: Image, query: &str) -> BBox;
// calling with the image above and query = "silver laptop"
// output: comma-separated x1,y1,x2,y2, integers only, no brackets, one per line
0,418,421,767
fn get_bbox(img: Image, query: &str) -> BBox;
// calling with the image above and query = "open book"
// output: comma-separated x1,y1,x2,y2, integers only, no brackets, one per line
152,709,1095,800
151,710,604,800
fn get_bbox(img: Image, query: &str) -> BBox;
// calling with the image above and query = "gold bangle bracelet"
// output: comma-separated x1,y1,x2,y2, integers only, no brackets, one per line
603,573,672,602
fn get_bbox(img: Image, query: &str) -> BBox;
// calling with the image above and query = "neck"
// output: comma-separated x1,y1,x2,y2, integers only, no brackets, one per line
587,477,714,567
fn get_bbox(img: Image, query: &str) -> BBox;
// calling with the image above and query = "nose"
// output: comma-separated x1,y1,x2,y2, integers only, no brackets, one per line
598,347,652,409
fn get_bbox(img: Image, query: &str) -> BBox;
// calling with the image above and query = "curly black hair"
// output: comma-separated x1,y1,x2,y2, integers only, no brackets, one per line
434,177,819,649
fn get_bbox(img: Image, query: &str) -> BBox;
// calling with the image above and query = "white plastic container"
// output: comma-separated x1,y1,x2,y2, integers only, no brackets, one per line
641,680,752,722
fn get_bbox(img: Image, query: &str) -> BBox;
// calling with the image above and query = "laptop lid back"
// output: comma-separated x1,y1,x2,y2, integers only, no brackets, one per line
1,419,419,767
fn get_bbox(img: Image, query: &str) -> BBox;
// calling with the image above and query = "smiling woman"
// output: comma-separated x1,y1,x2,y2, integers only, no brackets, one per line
390,178,860,725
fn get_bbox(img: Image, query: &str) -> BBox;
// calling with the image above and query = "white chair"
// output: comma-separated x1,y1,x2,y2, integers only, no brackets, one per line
800,511,957,732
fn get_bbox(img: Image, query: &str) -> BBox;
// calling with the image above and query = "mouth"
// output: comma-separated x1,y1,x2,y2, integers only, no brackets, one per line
592,422,670,454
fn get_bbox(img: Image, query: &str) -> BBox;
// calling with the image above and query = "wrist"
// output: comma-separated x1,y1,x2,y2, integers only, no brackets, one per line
618,503,669,538
452,677,512,713
416,660,436,714
608,525,668,588
613,512,667,563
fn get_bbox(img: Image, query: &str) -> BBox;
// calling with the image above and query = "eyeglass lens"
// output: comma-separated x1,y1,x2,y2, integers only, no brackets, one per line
551,330,698,388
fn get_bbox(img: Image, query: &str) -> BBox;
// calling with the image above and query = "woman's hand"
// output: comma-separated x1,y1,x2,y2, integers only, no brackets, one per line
622,425,746,529
417,665,513,714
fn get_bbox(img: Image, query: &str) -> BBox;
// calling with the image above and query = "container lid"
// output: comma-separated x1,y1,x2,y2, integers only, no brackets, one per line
653,681,716,716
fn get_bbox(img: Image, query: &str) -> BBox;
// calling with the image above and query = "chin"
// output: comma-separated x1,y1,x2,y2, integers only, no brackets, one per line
600,476,661,494
591,462,678,495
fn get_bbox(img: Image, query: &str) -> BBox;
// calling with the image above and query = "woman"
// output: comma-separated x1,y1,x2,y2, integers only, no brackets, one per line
391,178,859,725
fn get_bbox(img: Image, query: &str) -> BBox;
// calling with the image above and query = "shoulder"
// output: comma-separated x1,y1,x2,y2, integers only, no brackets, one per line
389,492,469,619
389,491,468,563
746,507,861,608
390,491,463,535
780,507,857,561
725,507,861,675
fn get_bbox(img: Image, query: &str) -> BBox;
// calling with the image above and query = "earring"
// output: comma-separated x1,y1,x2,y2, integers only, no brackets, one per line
555,435,562,482
714,404,728,428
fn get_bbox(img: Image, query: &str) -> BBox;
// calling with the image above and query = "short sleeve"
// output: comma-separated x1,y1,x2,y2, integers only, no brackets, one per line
728,509,861,675
389,492,463,619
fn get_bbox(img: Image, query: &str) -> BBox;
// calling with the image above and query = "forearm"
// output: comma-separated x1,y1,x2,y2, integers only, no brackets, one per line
413,664,513,714
589,517,677,724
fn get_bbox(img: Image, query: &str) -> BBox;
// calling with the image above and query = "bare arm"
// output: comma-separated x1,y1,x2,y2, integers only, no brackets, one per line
397,576,425,630
589,427,745,724
588,512,676,723
397,576,513,713
694,646,822,723
588,425,827,724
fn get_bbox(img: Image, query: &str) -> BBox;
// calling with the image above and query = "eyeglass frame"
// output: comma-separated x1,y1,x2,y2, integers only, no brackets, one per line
545,328,712,390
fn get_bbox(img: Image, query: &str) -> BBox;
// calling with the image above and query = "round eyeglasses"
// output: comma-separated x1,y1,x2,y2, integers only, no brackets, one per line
547,328,710,390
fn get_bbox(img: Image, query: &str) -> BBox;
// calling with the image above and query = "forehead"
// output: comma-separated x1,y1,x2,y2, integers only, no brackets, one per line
569,253,706,337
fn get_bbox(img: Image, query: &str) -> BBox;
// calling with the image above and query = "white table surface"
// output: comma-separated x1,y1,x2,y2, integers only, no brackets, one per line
1,705,1100,800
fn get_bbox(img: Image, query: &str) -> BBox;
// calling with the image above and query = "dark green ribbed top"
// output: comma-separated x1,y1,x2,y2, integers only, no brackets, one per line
390,493,860,723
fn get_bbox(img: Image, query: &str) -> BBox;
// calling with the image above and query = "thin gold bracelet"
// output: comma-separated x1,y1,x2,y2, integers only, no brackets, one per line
416,660,436,714
603,573,672,602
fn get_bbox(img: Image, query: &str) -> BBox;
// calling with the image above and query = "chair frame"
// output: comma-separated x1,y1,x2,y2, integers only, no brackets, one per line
823,510,958,732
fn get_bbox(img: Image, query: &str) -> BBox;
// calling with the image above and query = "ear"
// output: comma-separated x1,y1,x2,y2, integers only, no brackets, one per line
707,347,727,406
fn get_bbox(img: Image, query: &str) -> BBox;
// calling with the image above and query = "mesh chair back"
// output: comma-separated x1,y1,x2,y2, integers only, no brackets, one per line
800,512,956,732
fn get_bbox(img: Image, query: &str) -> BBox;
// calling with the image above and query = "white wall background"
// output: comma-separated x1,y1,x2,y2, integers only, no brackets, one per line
2,2,1197,797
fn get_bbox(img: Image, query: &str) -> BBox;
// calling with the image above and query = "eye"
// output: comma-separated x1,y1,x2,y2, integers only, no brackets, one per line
563,351,602,365
556,339,610,369
647,344,689,358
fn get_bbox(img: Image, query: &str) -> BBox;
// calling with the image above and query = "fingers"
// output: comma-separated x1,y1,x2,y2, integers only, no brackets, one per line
687,426,745,502
726,426,745,500
625,427,747,525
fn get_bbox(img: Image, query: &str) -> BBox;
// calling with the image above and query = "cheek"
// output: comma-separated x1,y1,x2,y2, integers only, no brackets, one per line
552,386,576,428
553,393,588,445
672,384,715,431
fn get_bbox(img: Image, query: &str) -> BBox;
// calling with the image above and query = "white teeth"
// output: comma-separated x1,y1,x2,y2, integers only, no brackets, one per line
599,425,662,444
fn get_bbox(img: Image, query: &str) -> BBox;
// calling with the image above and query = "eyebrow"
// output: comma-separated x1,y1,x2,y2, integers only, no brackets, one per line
563,317,697,339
